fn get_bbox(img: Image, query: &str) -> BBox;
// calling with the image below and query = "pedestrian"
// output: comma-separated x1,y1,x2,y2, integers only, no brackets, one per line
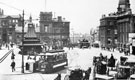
10,61,16,72
11,52,15,60
83,67,91,80
10,43,14,48
99,53,104,61
108,54,115,70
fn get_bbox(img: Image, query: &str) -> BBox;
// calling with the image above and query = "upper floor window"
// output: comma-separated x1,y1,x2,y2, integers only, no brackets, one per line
44,25,48,32
12,19,16,23
114,39,117,44
107,29,111,35
114,29,117,34
9,20,12,23
55,29,60,33
100,20,105,26
110,21,114,25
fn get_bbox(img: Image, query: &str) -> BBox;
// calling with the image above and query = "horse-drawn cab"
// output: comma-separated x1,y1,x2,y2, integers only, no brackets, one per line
69,69,83,80
116,56,135,79
64,66,91,80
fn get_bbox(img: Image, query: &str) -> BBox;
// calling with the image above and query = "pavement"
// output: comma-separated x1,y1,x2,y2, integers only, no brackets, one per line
0,45,134,80
0,45,67,80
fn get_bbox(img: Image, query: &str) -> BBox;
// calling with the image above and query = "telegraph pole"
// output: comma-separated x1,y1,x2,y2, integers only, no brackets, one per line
21,10,24,73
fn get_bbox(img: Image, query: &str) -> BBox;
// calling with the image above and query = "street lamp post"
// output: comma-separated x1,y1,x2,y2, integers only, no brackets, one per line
71,28,74,44
73,31,74,44
21,10,24,73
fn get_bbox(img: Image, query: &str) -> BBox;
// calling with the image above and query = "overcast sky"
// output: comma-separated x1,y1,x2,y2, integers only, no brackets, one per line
0,0,135,34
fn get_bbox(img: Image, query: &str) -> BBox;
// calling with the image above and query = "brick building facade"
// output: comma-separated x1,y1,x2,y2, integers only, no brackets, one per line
39,12,70,46
0,9,22,44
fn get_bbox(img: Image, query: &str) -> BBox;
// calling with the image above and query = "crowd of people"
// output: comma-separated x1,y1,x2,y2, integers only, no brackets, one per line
101,44,132,56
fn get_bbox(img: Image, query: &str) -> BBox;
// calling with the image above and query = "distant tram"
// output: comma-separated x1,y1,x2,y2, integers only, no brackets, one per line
79,39,90,48
35,49,68,73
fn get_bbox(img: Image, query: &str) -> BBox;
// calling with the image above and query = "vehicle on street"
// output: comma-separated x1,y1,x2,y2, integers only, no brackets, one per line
79,39,90,48
35,49,68,73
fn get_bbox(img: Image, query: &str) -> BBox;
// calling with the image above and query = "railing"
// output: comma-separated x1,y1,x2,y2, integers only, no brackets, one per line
0,49,13,63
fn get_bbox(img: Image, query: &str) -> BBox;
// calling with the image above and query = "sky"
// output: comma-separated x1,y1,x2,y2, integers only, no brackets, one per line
0,0,135,34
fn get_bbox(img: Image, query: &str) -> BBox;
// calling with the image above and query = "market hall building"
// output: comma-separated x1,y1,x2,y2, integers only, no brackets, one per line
99,0,135,53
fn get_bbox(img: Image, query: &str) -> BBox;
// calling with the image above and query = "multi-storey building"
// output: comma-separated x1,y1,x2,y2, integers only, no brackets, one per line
99,14,117,49
117,0,135,50
99,0,135,50
0,9,22,44
39,12,70,46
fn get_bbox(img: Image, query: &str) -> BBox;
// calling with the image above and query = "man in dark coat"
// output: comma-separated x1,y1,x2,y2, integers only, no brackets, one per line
108,54,115,70
10,61,15,72
11,51,15,60
99,53,104,61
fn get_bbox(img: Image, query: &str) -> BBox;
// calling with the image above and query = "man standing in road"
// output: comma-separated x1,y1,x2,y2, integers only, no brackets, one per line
10,61,16,72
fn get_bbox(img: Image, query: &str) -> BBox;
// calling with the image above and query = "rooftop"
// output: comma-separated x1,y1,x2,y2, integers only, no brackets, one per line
119,0,129,5
0,15,20,19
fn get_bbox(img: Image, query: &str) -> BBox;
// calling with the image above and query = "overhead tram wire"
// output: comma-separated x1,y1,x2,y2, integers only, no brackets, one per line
0,2,22,12
0,2,39,20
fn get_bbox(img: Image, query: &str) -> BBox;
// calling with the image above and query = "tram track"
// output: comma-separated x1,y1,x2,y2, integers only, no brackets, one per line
0,49,13,63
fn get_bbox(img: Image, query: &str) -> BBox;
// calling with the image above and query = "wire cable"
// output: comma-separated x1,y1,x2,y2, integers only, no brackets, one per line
0,1,39,19
0,2,22,12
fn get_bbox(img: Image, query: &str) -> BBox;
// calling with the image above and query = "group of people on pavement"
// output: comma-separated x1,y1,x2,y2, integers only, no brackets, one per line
1,42,16,72
1,42,14,50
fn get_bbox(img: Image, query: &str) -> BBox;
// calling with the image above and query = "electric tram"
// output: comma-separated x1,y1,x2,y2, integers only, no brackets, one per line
79,39,90,48
35,49,68,73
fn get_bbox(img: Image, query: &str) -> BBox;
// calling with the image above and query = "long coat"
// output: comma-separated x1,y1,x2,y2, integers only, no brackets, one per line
108,57,115,67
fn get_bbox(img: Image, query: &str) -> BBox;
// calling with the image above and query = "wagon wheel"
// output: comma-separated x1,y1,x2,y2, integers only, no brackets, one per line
64,75,70,80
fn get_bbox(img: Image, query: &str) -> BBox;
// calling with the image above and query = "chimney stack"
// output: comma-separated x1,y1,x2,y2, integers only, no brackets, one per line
0,8,4,15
